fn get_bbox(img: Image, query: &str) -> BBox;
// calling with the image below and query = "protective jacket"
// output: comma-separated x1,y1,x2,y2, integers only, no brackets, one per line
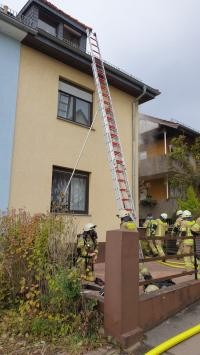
120,220,136,231
191,218,200,234
180,219,196,246
153,219,168,237
143,219,156,237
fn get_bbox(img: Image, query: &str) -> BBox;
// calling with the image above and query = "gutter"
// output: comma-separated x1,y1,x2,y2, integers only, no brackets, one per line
0,11,37,35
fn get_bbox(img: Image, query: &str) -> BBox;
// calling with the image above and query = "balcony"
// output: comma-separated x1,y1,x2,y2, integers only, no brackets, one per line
140,198,177,220
139,155,169,178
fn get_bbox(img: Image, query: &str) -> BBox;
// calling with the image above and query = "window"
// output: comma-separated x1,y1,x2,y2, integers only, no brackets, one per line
63,24,80,47
58,81,92,127
51,167,89,214
38,13,57,36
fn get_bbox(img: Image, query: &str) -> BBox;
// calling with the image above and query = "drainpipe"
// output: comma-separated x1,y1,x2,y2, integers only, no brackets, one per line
164,130,167,155
132,85,147,226
166,175,169,199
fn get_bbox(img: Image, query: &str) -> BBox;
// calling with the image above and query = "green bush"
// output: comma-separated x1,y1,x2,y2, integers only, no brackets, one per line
178,186,200,218
0,210,103,347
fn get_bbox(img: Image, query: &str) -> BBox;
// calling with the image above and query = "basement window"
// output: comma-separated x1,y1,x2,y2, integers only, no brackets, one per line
51,167,89,214
58,80,92,127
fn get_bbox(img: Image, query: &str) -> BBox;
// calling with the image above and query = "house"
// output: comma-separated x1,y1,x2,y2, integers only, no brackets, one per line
139,113,200,223
0,1,159,241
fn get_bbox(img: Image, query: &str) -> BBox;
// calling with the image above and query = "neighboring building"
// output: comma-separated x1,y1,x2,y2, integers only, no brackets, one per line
139,114,200,222
0,1,159,241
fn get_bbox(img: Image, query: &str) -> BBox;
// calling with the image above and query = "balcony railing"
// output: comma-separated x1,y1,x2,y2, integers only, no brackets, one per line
139,154,169,178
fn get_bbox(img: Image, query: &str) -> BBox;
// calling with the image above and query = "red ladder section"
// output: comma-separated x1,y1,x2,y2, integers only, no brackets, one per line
87,30,137,221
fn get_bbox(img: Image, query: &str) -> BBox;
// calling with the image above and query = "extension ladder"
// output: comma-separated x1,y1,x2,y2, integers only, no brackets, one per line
87,30,137,221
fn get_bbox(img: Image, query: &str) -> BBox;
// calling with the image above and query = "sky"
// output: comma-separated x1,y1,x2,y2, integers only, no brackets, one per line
7,0,200,130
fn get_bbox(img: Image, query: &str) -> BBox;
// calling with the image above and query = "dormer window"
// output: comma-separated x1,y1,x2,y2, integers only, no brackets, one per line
63,24,81,47
38,12,57,36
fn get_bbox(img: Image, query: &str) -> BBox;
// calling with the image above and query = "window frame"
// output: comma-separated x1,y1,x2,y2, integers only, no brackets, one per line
57,81,93,127
51,166,89,215
38,12,58,36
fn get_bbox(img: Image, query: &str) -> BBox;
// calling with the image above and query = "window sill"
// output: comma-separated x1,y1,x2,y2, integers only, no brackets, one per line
57,116,95,131
50,212,91,217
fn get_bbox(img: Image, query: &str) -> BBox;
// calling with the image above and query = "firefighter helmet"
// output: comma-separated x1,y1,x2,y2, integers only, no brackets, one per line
182,210,191,218
83,223,96,232
176,210,183,217
160,213,168,220
116,209,130,219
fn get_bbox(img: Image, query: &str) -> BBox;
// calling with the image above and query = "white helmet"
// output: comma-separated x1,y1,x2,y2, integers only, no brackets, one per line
160,213,168,220
182,210,191,218
83,223,96,232
176,210,183,217
145,284,159,293
117,209,130,219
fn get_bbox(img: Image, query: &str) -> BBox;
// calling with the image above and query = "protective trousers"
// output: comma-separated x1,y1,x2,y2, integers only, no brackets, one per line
155,239,165,257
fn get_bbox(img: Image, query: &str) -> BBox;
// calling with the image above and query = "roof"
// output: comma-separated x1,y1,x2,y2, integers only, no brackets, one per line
18,0,92,31
140,113,200,136
0,2,160,103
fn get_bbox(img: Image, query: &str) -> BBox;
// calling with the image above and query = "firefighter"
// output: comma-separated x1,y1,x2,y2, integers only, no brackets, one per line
191,217,200,279
171,210,183,256
152,213,168,257
116,210,150,278
76,223,98,282
143,213,158,256
180,210,195,271
117,209,137,231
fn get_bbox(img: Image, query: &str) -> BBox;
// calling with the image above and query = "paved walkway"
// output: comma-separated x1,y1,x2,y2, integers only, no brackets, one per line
86,301,200,354
88,262,199,354
144,300,200,354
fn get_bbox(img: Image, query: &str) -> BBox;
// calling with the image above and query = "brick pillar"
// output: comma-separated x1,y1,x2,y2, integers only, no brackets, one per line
104,229,142,348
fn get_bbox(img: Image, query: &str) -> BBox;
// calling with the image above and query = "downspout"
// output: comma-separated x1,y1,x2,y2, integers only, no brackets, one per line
163,130,168,199
132,85,147,226
163,130,167,155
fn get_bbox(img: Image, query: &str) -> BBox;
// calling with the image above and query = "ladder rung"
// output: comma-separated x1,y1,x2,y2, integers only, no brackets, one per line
122,198,129,201
111,133,118,138
116,169,123,173
109,125,116,130
118,179,125,182
102,93,109,98
97,68,104,75
93,49,100,54
99,77,106,83
120,188,126,192
116,159,123,164
113,142,120,147
107,117,114,123
114,151,121,155
95,57,101,63
104,100,110,106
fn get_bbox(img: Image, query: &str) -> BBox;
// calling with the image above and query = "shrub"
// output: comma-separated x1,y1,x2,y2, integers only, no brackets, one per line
0,210,103,346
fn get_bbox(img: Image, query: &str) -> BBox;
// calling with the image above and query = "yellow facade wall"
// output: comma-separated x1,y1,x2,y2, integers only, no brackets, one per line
9,46,137,241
